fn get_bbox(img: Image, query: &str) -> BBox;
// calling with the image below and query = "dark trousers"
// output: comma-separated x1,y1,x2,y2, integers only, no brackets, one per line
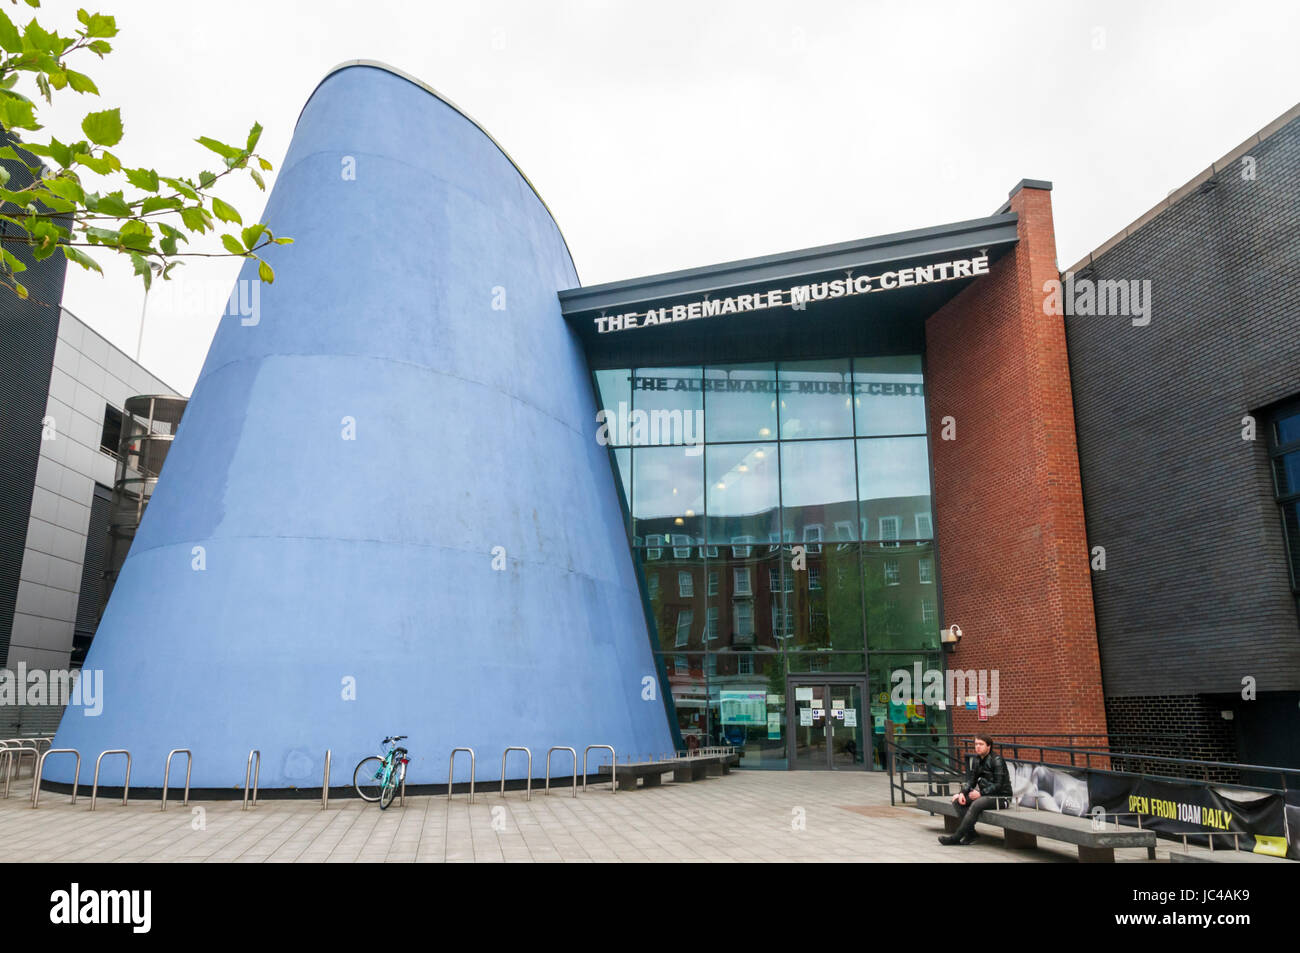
953,795,1009,839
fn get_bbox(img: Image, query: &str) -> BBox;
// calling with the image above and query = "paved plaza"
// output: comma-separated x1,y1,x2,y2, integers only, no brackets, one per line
0,770,1190,863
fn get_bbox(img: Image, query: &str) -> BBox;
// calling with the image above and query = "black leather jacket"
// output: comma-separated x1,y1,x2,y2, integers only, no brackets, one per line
962,751,1012,799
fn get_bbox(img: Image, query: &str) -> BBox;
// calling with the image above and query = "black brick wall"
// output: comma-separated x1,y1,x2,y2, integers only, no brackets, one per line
1105,694,1240,782
1066,114,1300,700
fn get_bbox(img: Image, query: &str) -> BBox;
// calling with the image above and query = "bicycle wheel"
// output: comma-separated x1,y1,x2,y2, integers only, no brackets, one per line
354,756,386,802
379,763,399,810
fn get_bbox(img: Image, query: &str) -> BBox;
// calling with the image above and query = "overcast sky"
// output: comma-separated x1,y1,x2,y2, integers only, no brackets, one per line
40,0,1300,394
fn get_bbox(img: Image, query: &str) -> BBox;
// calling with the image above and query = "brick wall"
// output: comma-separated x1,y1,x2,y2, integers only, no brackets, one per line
925,183,1108,742
1104,694,1240,782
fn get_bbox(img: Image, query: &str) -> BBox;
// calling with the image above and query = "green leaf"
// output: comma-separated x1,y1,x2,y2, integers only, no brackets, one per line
195,136,242,160
197,170,216,189
72,152,116,174
1,247,28,273
246,121,263,152
128,251,154,290
210,196,241,224
220,233,244,255
29,219,62,260
124,167,159,192
82,13,118,39
141,195,181,214
93,191,131,217
35,72,51,104
178,205,211,233
87,39,111,56
43,176,84,203
65,70,98,95
119,219,154,250
249,168,264,191
61,244,102,273
162,260,183,279
0,9,21,54
241,223,265,249
81,108,123,146
48,70,67,91
33,189,74,213
0,166,7,187
160,176,199,200
0,96,39,131
11,281,28,300
84,225,119,244
257,259,274,284
157,222,185,255
22,20,58,55
257,156,272,171
44,137,73,169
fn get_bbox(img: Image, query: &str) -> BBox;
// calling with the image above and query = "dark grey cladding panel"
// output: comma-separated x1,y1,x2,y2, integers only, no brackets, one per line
559,213,1019,317
0,145,69,667
1065,114,1300,697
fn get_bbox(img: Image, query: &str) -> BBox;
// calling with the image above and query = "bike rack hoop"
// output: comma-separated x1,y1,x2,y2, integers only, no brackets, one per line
448,747,476,803
90,749,132,811
161,749,192,811
545,746,577,798
243,749,261,810
582,745,616,795
500,747,533,801
31,748,80,808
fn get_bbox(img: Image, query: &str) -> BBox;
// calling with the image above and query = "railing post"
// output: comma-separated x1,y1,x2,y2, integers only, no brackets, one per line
31,748,80,808
500,747,533,800
448,747,476,802
545,746,577,798
90,749,132,811
161,749,192,811
242,749,261,810
322,750,331,810
582,745,616,794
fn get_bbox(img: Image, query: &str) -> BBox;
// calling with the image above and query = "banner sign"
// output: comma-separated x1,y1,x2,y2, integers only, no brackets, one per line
594,254,990,334
1006,761,1292,857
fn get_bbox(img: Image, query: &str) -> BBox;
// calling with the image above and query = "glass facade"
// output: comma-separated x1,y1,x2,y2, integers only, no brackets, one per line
596,357,949,769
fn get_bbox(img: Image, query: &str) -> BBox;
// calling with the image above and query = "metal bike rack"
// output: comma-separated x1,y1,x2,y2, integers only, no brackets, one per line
545,746,577,798
90,750,132,811
161,749,192,811
582,745,616,795
32,748,80,808
500,746,533,800
448,747,476,803
322,749,331,810
242,749,261,810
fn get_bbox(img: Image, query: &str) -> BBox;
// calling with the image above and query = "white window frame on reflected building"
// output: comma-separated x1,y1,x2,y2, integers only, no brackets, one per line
675,609,693,646
734,567,752,596
678,571,694,598
915,512,933,537
919,556,934,584
879,516,901,547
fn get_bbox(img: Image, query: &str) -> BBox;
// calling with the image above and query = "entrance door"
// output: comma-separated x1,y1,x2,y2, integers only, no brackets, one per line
788,678,868,770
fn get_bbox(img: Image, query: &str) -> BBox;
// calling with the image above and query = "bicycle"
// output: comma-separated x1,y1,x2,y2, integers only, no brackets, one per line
353,735,409,809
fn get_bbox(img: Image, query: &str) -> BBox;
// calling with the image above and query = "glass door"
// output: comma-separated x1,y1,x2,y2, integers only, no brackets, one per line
789,678,867,769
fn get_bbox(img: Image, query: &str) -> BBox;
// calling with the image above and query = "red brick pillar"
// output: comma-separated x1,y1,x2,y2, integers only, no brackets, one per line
925,183,1107,750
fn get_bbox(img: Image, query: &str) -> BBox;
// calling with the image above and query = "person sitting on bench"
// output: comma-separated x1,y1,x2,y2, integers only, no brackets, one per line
938,732,1012,845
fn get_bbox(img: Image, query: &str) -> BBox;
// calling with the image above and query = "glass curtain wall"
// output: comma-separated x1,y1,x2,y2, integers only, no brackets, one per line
595,357,948,769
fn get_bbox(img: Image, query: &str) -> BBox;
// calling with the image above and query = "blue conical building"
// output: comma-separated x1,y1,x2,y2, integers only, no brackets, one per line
48,62,673,789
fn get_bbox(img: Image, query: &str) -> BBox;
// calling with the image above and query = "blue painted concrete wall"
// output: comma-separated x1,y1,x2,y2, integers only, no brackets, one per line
48,64,673,789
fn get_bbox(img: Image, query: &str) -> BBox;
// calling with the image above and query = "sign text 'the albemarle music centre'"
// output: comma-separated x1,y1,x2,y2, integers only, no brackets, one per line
593,254,990,334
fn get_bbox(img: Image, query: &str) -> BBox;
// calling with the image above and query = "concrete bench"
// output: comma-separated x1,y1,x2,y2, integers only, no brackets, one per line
596,753,739,790
914,795,1157,863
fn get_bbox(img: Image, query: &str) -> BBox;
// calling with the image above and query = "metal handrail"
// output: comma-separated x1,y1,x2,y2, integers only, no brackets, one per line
545,746,577,798
242,749,261,810
3,745,39,797
448,747,475,803
32,748,80,808
582,745,616,794
500,747,533,800
161,749,192,811
322,750,331,810
90,750,132,811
